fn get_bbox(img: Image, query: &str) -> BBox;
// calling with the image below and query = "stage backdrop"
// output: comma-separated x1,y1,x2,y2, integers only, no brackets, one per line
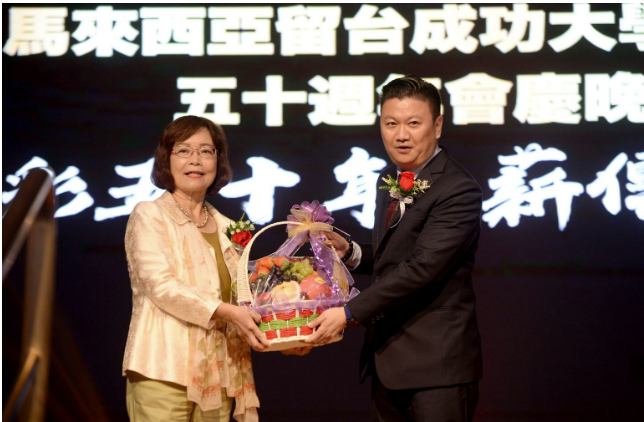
3,3,643,421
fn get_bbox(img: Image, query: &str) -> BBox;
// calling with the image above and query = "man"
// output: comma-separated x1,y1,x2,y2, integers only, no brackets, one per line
305,75,483,421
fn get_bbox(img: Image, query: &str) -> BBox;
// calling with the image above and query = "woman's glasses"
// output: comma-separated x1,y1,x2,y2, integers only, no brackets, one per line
173,146,217,159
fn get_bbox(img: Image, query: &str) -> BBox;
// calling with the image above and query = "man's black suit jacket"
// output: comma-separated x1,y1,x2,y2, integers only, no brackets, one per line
346,146,483,390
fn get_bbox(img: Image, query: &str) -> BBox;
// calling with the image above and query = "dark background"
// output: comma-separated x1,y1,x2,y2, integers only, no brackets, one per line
3,3,643,421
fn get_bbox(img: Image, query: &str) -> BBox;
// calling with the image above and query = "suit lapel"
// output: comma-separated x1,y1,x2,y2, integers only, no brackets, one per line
375,165,397,249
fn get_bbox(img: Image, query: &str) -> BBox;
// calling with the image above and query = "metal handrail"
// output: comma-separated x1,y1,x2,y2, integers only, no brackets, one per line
2,167,57,422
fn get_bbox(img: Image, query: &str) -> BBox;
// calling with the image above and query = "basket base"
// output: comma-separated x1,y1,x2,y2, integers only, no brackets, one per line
261,333,343,352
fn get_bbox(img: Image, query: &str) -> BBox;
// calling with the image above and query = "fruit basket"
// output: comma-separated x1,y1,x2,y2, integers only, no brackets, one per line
236,201,358,351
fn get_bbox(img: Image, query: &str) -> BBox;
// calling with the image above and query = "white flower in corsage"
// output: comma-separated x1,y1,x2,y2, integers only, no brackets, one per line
379,171,432,227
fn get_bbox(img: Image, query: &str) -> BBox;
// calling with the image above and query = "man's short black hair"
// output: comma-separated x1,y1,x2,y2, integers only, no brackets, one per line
380,74,442,120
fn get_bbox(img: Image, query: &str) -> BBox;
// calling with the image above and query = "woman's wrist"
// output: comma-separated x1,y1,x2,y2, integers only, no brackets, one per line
213,302,236,320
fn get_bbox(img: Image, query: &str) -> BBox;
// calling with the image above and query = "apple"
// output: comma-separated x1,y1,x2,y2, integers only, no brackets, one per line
300,275,328,300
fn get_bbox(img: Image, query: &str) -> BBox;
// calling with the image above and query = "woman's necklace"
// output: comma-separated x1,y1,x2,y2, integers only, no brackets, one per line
176,202,209,228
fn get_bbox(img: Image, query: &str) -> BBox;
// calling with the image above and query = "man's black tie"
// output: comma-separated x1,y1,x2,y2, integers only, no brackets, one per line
384,174,401,228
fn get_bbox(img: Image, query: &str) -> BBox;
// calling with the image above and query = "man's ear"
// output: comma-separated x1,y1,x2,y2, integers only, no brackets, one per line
435,115,444,139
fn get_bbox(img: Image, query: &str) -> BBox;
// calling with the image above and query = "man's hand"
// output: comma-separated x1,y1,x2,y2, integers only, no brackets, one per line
304,307,347,345
326,231,350,260
280,346,313,356
214,304,271,352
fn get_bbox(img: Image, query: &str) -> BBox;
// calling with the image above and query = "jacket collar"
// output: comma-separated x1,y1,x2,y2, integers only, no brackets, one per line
402,144,449,192
417,144,448,183
156,191,190,224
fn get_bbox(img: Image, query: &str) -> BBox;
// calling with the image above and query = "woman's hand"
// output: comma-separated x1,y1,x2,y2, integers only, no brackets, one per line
214,304,271,352
326,231,350,260
280,346,313,356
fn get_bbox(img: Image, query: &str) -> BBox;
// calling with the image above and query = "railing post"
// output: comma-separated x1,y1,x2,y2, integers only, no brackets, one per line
19,187,56,422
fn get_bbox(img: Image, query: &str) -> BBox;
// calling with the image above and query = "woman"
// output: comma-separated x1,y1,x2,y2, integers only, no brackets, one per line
122,115,270,422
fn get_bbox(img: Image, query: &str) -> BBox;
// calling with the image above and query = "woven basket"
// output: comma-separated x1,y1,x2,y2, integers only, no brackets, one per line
236,221,343,351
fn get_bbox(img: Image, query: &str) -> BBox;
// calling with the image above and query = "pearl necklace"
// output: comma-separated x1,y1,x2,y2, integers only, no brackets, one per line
176,202,209,228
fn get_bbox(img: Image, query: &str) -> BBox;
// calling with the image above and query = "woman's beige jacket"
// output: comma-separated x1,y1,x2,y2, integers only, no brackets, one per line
122,191,258,419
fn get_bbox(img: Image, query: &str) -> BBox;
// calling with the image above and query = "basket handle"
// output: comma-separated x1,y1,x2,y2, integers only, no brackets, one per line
236,221,303,305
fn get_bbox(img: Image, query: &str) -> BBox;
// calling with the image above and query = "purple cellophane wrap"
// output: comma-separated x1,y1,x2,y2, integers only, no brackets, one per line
249,200,359,314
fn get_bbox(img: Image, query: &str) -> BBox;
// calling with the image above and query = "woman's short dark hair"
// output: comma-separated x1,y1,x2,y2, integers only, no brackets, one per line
379,74,442,121
151,115,232,196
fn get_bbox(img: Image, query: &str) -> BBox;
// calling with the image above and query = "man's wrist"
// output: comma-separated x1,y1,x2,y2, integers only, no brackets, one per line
344,305,359,327
342,241,362,270
341,238,354,262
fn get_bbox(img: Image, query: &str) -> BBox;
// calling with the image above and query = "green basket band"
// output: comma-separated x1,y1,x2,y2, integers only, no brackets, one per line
258,313,320,332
